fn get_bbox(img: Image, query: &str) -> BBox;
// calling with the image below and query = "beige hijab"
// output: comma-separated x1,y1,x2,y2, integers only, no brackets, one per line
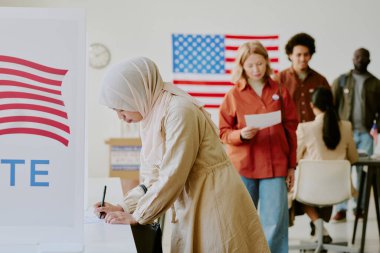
99,57,217,169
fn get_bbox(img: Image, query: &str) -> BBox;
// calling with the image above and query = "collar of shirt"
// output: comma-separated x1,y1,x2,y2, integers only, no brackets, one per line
289,66,313,80
314,113,324,121
236,77,276,91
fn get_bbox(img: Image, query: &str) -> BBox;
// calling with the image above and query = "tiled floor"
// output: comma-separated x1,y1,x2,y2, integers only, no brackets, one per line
289,195,380,253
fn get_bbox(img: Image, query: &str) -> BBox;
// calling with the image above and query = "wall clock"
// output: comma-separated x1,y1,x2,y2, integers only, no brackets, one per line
89,43,111,69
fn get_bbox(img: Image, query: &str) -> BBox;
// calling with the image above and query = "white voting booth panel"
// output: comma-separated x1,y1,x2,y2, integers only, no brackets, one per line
0,8,86,252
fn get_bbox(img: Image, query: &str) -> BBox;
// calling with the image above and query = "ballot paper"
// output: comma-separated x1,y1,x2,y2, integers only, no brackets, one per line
245,110,281,129
85,208,104,224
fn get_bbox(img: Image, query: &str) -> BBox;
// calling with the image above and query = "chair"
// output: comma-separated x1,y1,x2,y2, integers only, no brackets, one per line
290,160,358,253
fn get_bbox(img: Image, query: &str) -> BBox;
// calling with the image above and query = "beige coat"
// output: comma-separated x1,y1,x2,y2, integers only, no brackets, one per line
297,113,358,163
132,96,269,253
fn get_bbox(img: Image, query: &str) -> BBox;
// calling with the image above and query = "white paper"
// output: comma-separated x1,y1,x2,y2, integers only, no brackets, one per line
245,110,281,128
84,208,104,224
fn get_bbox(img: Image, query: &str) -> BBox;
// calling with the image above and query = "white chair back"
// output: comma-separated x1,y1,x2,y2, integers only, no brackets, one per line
293,160,351,206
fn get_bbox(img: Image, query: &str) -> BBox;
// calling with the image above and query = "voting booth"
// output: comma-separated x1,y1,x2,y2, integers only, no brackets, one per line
0,8,86,252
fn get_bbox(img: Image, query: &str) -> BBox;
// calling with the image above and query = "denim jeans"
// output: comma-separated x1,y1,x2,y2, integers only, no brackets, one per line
335,130,373,212
241,176,288,253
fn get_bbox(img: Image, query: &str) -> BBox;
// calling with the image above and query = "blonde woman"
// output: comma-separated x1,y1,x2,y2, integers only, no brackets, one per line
219,41,298,253
95,57,269,253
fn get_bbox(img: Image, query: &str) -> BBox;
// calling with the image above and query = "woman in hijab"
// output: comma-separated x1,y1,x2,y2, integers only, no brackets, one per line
94,57,269,253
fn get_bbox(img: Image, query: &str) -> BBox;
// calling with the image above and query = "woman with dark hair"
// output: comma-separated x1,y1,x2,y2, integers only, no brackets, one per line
312,87,341,150
296,87,358,242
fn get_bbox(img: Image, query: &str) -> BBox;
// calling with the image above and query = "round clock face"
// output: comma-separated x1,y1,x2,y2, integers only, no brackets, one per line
89,43,111,69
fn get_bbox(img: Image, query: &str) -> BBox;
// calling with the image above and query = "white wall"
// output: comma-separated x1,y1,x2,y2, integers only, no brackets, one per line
1,0,380,177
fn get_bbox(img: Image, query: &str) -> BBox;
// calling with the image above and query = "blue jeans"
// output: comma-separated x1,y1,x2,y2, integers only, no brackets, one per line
241,176,288,253
335,130,373,212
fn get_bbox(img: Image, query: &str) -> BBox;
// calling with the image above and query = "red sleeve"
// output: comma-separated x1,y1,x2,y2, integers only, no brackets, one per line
281,86,299,168
219,91,244,146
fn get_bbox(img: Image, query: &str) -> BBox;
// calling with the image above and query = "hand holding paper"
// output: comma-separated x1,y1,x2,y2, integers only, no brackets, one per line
245,110,281,129
241,126,259,140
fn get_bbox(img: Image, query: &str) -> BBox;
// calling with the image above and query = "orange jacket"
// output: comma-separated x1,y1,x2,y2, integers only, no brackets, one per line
219,78,298,179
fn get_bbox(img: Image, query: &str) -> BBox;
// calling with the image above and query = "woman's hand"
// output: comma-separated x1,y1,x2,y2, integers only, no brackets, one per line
240,126,259,140
105,211,138,225
286,168,295,192
93,202,124,218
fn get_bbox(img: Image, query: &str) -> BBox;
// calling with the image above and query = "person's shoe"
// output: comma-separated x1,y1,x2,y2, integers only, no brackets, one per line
310,221,315,236
331,210,347,223
323,234,333,244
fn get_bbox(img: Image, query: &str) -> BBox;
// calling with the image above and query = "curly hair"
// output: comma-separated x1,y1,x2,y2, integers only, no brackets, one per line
285,33,316,56
231,41,272,84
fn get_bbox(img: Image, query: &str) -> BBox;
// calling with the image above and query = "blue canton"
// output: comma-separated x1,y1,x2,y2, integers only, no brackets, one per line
172,34,225,74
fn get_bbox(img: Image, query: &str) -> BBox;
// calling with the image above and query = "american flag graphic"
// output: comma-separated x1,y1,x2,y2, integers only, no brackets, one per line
172,33,279,108
0,55,70,146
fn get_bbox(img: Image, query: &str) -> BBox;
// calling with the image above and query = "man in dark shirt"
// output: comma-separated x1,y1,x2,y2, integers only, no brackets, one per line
331,48,380,222
278,33,330,123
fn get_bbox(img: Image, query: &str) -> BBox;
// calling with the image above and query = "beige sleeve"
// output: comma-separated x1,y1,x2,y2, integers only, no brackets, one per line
132,106,200,224
139,160,159,187
118,160,159,213
118,185,145,213
296,124,306,163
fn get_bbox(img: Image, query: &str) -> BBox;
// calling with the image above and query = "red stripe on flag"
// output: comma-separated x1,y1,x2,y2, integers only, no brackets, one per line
174,80,233,86
0,91,64,106
225,46,279,51
0,116,70,133
225,57,279,63
0,80,61,95
0,103,68,118
0,55,68,75
0,68,62,86
204,104,220,109
225,69,278,74
225,35,279,40
0,127,68,146
189,92,225,98
266,46,279,51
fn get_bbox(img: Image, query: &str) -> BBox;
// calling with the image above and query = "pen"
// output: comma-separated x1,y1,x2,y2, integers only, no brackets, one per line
99,185,107,219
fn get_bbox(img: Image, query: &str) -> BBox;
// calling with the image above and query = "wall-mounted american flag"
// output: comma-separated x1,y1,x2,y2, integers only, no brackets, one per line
0,55,70,146
172,33,279,108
